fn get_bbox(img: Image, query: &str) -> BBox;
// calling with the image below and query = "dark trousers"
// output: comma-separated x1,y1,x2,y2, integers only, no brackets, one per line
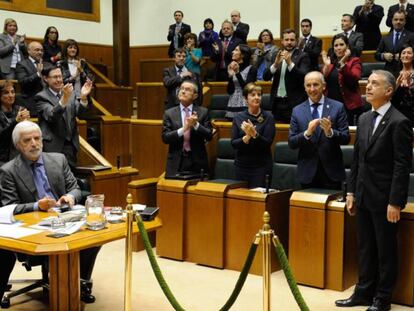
178,150,205,175
272,97,292,124
301,161,342,190
0,246,101,297
235,164,272,189
354,207,398,303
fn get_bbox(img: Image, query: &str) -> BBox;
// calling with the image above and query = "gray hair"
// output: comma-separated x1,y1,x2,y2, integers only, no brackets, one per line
372,70,396,93
12,121,42,147
304,71,326,84
180,80,198,94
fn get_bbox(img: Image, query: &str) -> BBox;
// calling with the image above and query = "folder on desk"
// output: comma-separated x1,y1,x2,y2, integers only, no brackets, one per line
0,204,16,224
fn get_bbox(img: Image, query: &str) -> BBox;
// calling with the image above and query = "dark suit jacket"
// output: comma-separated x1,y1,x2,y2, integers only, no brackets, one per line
210,36,242,81
162,105,212,177
263,48,310,110
348,30,364,57
35,88,88,154
167,23,191,57
162,66,202,109
375,29,414,76
234,22,250,43
0,33,26,75
386,3,414,32
0,152,81,214
302,35,322,71
349,106,412,211
58,59,93,87
353,4,384,50
0,105,20,166
288,97,350,184
15,58,44,114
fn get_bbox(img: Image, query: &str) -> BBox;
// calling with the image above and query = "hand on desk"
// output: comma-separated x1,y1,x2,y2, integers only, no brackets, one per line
57,195,75,208
38,197,56,211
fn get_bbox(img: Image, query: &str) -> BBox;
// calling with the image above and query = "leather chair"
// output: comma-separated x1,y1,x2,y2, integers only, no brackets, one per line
208,94,229,120
271,141,301,190
341,145,354,182
1,255,48,309
261,94,272,112
361,62,385,80
213,138,236,181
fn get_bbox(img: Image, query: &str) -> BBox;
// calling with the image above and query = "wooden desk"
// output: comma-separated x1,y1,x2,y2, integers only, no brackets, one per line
156,178,198,260
225,188,292,275
0,212,161,311
288,189,358,290
185,181,245,268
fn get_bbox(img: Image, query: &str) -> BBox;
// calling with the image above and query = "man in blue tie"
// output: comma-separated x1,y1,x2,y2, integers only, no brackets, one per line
288,71,350,189
0,121,99,303
375,10,414,76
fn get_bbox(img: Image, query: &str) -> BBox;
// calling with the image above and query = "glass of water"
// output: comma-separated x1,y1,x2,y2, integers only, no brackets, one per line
85,194,106,230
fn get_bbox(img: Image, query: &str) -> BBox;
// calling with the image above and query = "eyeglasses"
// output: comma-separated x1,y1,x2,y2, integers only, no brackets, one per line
48,75,62,80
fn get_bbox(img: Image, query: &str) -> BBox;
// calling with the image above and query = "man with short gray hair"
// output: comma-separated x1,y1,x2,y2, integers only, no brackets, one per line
336,70,412,311
0,120,99,303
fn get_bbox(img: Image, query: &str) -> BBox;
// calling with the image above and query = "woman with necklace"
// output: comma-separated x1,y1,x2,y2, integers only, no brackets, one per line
392,44,414,126
231,83,275,188
0,80,30,166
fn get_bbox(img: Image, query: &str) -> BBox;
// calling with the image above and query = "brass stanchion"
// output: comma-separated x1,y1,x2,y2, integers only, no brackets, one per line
124,194,133,311
261,211,272,311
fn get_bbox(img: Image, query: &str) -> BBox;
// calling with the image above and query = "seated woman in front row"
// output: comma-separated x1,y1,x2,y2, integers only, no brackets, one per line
231,83,275,188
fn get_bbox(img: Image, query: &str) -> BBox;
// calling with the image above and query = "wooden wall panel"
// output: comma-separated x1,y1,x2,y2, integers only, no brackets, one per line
94,85,133,117
130,120,168,178
135,83,166,119
140,59,174,82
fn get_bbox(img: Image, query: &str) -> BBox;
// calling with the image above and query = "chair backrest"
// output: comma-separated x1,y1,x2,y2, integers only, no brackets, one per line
272,142,301,190
341,145,354,182
361,62,385,80
208,94,229,120
261,94,272,111
213,138,236,180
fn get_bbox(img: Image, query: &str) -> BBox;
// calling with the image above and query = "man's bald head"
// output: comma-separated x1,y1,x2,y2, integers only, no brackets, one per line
28,41,43,62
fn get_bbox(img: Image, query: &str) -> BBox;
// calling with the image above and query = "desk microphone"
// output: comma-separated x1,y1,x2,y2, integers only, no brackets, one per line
339,181,347,202
200,169,204,181
265,174,270,194
116,156,120,169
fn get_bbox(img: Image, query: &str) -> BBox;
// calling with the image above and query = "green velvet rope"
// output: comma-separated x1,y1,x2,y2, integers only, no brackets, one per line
136,214,186,311
272,236,310,311
219,242,258,311
136,214,259,311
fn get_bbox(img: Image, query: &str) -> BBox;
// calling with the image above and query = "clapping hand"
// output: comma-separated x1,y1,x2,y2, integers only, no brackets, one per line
184,112,198,131
80,79,93,100
61,83,73,106
338,49,351,67
321,50,331,66
15,107,30,122
320,117,332,137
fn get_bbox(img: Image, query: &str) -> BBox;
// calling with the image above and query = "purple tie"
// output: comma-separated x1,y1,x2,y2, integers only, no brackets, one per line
183,107,191,151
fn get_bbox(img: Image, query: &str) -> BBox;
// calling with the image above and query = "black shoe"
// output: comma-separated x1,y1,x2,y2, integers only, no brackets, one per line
80,280,95,304
335,294,372,307
366,298,391,311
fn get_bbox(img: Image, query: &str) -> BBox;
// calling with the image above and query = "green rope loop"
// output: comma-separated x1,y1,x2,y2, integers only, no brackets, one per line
272,236,310,311
136,214,186,311
219,242,258,311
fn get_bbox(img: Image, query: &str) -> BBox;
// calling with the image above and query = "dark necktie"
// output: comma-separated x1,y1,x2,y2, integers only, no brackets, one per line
311,103,320,119
394,31,400,49
371,110,379,135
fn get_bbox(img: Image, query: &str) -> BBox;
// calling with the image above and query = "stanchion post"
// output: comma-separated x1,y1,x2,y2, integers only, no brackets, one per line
124,194,134,311
262,211,272,311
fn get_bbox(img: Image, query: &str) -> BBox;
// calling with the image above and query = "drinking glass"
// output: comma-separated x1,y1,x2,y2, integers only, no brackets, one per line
85,194,106,230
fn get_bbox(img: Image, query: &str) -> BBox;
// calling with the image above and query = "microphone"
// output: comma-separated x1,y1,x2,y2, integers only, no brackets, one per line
338,181,347,202
200,169,205,181
265,174,270,194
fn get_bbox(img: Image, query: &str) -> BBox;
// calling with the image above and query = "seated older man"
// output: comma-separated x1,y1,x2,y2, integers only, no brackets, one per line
0,120,99,303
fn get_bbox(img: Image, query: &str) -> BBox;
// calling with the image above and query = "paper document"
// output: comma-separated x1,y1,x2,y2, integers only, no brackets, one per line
249,187,278,193
0,224,42,238
0,204,17,224
132,204,146,212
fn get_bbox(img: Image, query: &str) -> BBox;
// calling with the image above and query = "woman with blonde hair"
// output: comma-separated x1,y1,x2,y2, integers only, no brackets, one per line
0,18,26,79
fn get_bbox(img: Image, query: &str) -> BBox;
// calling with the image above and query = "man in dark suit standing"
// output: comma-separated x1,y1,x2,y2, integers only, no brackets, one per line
162,80,212,178
167,10,191,58
0,121,100,303
230,10,249,43
211,20,242,81
288,71,350,189
336,70,412,311
35,64,92,170
341,14,364,56
386,0,414,32
375,10,414,77
163,48,202,109
299,19,322,71
353,0,384,50
263,28,310,123
16,41,44,116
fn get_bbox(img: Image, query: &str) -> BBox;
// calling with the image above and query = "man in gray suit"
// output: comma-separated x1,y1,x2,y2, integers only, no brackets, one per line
341,13,364,56
16,41,44,116
0,121,99,303
35,64,92,170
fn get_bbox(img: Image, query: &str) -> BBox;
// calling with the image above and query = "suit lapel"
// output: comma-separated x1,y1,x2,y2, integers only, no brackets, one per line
367,108,393,150
14,155,37,197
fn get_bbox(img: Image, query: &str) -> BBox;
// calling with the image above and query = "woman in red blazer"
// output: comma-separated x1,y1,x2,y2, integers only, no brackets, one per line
322,34,363,125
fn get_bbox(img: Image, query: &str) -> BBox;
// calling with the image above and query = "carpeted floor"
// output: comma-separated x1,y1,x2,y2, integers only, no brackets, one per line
4,239,413,310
